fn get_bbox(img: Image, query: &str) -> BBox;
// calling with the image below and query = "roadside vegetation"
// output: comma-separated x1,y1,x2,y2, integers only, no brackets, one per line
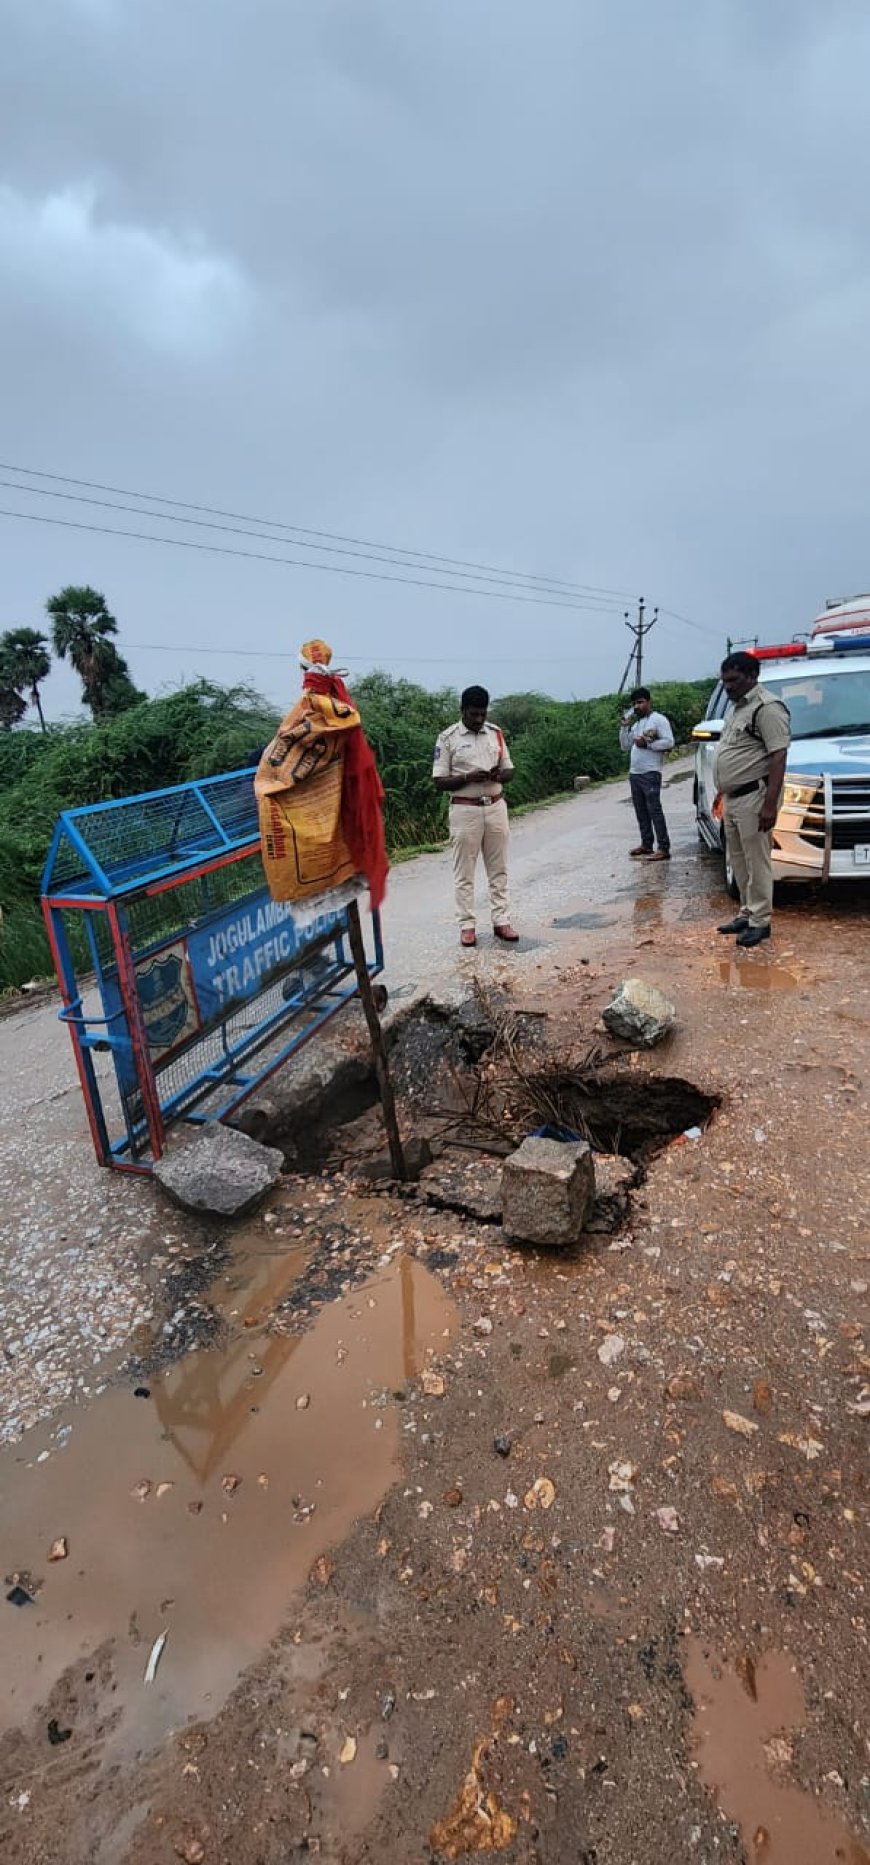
0,586,713,990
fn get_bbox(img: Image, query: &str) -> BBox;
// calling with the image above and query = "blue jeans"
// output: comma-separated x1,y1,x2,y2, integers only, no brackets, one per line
630,771,670,852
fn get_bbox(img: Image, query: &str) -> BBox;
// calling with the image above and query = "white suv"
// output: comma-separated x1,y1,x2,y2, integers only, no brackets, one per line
693,635,870,886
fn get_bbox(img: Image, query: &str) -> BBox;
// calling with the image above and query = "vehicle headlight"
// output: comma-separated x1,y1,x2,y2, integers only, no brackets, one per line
782,778,820,808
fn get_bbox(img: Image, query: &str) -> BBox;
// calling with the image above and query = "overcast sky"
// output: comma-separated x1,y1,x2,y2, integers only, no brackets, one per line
2,0,870,721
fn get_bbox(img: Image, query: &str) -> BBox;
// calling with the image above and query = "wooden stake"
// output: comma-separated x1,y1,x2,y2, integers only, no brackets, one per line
346,899,407,1181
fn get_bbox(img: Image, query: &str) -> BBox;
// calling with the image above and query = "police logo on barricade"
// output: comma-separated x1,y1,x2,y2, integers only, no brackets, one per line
136,945,200,1057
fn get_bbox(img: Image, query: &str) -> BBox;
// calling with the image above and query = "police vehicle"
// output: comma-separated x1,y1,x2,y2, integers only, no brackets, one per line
692,596,870,889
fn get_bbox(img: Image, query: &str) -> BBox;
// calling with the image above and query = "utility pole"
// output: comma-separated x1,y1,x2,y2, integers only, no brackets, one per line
617,597,658,694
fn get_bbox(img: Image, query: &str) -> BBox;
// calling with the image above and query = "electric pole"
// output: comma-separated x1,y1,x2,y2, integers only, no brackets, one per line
617,597,659,694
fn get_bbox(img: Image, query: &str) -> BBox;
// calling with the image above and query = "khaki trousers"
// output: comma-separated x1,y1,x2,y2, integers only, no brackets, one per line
723,787,774,927
449,797,511,929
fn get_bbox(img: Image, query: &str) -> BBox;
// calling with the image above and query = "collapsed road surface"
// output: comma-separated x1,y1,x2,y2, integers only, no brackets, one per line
1,768,869,1865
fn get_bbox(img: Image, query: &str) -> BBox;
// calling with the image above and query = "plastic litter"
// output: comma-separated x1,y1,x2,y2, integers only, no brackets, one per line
531,1124,582,1144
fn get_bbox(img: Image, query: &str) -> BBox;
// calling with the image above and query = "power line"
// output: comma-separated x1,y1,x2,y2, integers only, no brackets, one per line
0,460,638,605
0,478,622,615
124,640,641,667
0,504,629,615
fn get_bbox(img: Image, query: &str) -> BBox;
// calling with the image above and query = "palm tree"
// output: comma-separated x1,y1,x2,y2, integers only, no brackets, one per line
0,627,52,731
46,585,120,717
0,683,27,730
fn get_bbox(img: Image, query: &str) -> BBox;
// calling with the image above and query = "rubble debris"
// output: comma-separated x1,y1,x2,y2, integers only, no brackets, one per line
6,1584,34,1607
144,1630,168,1684
501,1135,595,1247
524,1476,556,1511
153,1124,284,1219
310,1554,335,1589
493,1435,512,1458
429,1738,518,1857
602,978,676,1047
47,1537,68,1562
722,1409,759,1439
752,1379,773,1416
172,1837,206,1865
47,1719,72,1746
419,1155,504,1224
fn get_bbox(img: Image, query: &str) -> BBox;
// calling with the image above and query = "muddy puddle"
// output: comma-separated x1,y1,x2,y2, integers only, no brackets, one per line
717,959,803,990
0,1235,453,1760
685,1640,869,1864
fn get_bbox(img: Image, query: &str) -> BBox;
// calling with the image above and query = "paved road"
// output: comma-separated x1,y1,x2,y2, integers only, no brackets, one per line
0,764,707,1439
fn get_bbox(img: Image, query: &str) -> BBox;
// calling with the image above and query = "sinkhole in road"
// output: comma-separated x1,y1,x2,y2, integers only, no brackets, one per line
251,996,720,1174
515,1069,720,1163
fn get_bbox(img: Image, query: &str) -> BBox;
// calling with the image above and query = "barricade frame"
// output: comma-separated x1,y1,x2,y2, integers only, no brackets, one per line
40,768,383,1172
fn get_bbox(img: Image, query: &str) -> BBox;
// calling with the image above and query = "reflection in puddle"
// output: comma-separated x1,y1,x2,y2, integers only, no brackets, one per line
686,1641,869,1864
633,892,664,925
0,1253,453,1755
718,961,800,990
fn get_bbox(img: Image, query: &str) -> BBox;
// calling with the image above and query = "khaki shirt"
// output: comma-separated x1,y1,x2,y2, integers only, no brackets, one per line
432,720,514,799
715,684,791,794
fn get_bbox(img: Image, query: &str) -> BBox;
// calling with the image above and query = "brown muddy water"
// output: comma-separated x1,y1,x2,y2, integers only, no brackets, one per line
717,959,803,990
686,1640,870,1864
0,1231,453,1760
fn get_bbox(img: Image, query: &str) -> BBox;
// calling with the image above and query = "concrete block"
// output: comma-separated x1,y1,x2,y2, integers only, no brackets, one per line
602,978,675,1047
502,1135,595,1247
154,1123,284,1218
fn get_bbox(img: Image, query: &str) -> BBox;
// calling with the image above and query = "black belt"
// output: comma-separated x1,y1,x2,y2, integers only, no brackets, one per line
724,779,763,800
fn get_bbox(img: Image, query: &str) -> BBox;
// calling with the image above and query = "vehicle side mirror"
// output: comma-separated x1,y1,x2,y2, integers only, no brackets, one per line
691,719,725,741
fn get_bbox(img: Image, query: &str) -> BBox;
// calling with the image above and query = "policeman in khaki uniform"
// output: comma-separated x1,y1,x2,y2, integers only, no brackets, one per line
714,651,791,947
433,685,518,947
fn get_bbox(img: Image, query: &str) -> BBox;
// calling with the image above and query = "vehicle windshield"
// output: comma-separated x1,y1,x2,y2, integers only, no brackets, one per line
763,666,870,740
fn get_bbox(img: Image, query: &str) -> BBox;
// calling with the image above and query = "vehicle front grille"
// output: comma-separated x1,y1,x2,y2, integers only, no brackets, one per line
798,785,825,847
830,774,870,851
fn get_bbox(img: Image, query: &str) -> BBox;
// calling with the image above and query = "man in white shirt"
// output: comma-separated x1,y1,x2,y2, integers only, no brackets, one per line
432,685,518,947
618,686,675,862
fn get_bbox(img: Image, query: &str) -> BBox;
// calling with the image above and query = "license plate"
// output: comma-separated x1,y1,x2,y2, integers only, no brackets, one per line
853,844,870,866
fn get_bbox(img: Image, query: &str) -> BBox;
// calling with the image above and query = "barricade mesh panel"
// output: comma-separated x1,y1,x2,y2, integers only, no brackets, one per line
44,769,258,897
123,848,267,955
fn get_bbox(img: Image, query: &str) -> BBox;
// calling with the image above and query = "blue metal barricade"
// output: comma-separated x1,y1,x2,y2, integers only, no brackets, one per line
40,767,383,1171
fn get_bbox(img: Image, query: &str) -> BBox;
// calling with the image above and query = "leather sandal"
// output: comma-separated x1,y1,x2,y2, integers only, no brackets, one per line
460,928,477,947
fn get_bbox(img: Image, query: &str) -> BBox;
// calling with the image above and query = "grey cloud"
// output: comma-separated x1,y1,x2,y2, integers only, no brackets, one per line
2,0,870,718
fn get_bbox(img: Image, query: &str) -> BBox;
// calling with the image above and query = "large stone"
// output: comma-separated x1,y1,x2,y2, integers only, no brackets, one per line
573,775,592,791
501,1136,595,1247
154,1123,285,1218
602,978,676,1048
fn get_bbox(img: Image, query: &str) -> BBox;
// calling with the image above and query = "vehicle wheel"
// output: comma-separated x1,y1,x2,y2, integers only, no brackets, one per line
721,828,739,900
